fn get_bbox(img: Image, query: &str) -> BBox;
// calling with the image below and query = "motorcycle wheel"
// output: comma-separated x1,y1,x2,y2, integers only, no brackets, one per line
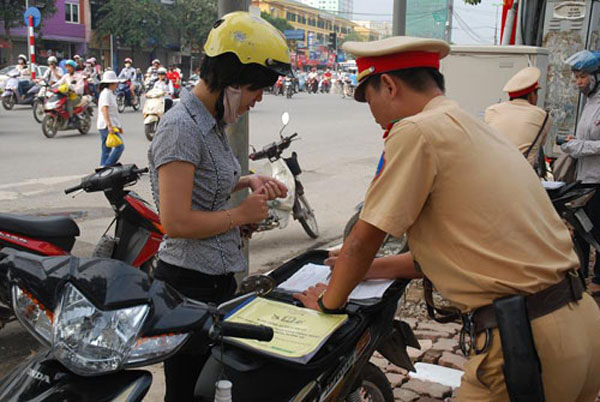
41,115,58,138
117,94,125,113
32,99,45,123
346,363,394,402
78,112,92,135
296,193,319,239
2,94,15,110
145,121,157,141
132,98,141,111
344,211,409,257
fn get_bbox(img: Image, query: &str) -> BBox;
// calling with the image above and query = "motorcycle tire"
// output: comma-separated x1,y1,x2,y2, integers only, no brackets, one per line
286,91,292,99
117,94,126,113
2,94,15,110
145,121,157,141
347,363,394,402
32,99,44,123
41,115,58,138
132,98,141,112
296,193,319,239
78,113,92,135
343,211,409,256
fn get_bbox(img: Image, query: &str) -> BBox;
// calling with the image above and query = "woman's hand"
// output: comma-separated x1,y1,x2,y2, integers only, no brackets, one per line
248,175,288,200
324,248,341,268
234,192,269,224
566,135,575,142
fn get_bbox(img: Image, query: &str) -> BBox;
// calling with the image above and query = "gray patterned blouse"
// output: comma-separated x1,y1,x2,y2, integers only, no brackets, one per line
148,89,246,275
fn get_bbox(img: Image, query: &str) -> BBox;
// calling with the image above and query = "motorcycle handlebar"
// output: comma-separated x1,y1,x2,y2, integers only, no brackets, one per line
133,167,149,175
218,322,274,342
64,184,83,194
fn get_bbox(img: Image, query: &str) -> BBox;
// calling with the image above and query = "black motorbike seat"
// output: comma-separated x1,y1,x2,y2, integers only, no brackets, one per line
0,213,80,239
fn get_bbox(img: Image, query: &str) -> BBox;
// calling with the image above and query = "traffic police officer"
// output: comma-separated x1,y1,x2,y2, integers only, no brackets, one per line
485,66,550,167
294,36,600,401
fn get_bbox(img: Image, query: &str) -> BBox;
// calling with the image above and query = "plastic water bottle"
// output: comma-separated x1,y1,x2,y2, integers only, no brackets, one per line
214,380,233,402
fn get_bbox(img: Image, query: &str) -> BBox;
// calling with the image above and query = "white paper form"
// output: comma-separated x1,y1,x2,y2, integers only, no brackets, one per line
278,263,394,300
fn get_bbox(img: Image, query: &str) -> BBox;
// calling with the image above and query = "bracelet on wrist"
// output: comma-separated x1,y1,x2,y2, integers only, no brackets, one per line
317,291,346,314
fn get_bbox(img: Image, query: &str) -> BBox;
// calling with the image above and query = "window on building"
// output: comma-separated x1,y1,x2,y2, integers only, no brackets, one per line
341,26,347,34
317,19,324,28
286,11,292,21
65,2,80,24
334,24,339,32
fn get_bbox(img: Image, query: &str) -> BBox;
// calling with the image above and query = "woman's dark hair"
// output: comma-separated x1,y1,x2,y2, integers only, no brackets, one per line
200,52,280,121
98,82,111,92
367,67,445,93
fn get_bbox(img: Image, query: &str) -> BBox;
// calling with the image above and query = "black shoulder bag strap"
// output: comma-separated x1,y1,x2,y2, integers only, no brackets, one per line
523,111,549,160
423,276,461,323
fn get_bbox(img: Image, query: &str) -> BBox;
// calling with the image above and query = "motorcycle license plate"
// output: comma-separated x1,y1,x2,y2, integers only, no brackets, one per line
575,209,594,232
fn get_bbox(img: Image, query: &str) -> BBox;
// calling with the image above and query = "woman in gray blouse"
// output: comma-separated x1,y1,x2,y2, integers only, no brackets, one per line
148,12,293,402
562,50,600,297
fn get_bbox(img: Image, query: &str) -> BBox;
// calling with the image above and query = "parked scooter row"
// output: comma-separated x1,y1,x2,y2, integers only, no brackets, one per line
0,164,164,330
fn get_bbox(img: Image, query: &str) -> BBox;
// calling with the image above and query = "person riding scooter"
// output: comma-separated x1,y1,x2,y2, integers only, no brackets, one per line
43,56,63,86
15,54,33,97
153,67,174,112
54,60,84,118
118,57,138,106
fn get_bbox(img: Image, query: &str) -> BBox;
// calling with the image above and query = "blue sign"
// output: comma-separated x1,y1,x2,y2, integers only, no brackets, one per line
284,29,305,41
24,7,42,28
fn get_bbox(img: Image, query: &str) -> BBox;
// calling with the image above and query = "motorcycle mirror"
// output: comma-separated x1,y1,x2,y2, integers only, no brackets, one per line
281,112,290,127
239,275,276,297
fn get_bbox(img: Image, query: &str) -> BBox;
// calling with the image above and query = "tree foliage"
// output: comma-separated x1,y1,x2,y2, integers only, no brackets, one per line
463,0,482,4
261,11,294,33
0,0,57,63
96,0,166,53
339,30,365,45
174,0,217,55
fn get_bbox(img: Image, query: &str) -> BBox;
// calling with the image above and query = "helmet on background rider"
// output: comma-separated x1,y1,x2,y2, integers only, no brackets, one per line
157,67,167,75
73,54,81,60
565,50,600,74
565,50,600,96
203,11,292,78
65,59,78,72
47,56,58,65
17,54,27,64
152,59,160,66
124,57,133,66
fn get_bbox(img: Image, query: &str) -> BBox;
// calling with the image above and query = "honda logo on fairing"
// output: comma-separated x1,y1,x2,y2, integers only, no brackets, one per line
27,369,50,384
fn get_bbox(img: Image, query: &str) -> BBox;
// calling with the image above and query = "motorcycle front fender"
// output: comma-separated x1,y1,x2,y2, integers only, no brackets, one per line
0,349,152,402
269,159,296,212
2,90,14,97
144,115,159,125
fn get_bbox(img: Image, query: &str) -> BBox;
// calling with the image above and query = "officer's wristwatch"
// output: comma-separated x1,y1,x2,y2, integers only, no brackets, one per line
317,291,346,314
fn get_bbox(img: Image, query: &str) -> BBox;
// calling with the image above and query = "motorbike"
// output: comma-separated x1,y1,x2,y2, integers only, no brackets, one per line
284,76,294,99
342,77,355,99
2,71,37,110
306,77,318,94
116,79,141,113
320,77,331,94
0,164,164,330
32,79,51,123
273,76,285,96
143,88,166,141
249,113,319,239
0,247,418,402
41,87,93,138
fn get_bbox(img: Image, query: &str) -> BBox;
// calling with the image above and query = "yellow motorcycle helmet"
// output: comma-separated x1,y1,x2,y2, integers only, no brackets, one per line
204,11,293,77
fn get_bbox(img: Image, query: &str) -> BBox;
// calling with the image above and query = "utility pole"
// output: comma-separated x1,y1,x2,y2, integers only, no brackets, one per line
492,2,503,45
392,0,406,36
445,0,454,43
218,0,250,273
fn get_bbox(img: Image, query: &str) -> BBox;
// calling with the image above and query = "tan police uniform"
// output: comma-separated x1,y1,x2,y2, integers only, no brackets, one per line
485,67,551,166
343,36,600,402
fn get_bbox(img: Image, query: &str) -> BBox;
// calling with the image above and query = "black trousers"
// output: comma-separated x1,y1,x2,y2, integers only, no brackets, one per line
154,260,237,402
573,189,600,285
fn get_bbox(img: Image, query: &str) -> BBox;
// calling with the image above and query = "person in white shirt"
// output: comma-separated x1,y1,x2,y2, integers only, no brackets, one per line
43,56,63,85
54,59,84,117
153,67,174,111
97,71,124,166
118,57,138,105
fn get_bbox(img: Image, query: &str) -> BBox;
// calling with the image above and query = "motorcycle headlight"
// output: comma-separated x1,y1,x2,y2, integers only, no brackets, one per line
44,101,59,110
12,285,53,346
52,283,149,376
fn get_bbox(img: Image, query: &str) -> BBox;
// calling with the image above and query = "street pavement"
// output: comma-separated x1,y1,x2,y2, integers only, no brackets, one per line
0,90,384,397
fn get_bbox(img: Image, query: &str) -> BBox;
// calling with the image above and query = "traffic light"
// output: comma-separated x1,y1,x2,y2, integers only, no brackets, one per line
328,32,337,50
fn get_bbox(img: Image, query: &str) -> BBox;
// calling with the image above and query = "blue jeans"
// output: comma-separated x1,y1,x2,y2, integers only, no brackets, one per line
99,128,124,166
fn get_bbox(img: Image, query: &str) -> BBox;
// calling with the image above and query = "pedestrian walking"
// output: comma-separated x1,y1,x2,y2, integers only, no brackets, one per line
97,71,124,167
147,12,291,402
561,50,600,298
295,36,600,402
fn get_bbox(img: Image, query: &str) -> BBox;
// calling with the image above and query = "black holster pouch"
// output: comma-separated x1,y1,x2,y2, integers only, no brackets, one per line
493,295,545,402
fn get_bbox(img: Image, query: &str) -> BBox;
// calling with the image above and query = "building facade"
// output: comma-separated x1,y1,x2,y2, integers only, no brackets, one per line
1,0,88,66
297,0,353,18
253,0,370,68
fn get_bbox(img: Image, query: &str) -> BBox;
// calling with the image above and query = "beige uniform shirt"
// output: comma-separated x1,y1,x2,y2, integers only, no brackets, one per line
484,99,550,166
360,96,577,311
